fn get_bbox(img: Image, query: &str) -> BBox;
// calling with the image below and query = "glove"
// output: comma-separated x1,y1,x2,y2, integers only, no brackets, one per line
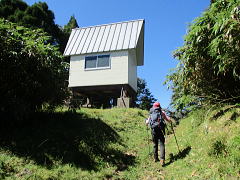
145,118,149,126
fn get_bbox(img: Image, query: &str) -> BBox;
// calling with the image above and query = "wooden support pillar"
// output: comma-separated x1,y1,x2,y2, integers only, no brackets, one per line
117,87,132,108
117,97,131,108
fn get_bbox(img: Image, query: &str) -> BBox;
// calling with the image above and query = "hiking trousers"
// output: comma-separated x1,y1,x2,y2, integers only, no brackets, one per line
151,128,165,161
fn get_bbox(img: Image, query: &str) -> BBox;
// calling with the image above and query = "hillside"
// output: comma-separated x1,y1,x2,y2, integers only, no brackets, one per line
159,105,240,179
0,106,239,179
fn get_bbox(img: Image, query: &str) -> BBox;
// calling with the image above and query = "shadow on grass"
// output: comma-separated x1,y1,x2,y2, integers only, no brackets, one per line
164,146,191,167
0,111,136,171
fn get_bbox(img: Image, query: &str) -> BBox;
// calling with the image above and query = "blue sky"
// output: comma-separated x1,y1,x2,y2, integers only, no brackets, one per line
25,0,210,109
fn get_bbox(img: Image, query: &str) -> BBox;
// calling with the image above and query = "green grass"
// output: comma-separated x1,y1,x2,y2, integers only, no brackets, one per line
161,105,240,180
0,106,239,179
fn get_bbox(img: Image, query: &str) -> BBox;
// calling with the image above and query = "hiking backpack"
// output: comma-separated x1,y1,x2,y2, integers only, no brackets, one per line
149,108,165,130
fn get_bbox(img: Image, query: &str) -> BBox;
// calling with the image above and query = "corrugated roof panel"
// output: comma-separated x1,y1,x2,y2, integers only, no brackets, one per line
110,23,121,51
64,29,76,55
76,28,90,54
87,26,100,53
64,19,144,56
81,27,95,54
104,24,116,51
129,21,138,49
92,26,105,52
64,29,80,55
70,29,85,55
122,22,133,49
116,22,127,50
98,25,111,52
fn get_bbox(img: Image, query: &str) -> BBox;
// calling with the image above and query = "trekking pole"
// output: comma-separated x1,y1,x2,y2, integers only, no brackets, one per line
144,118,151,156
170,121,181,153
146,126,151,156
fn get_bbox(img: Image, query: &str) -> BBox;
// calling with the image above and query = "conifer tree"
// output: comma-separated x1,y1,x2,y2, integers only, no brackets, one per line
63,15,79,34
136,78,156,110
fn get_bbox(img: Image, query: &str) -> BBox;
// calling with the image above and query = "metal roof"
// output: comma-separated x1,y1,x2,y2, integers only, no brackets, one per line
63,19,144,66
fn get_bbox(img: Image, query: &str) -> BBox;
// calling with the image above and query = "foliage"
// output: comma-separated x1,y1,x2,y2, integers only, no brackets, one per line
0,1,58,40
0,0,79,54
166,0,240,112
0,0,28,19
136,78,156,110
0,19,69,117
208,139,228,157
59,15,79,60
63,15,79,34
165,65,199,113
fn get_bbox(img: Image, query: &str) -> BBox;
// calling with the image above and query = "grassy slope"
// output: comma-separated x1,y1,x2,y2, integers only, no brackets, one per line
161,105,240,180
0,106,239,179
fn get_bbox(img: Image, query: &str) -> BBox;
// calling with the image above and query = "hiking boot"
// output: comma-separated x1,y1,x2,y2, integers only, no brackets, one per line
154,158,160,162
160,159,165,166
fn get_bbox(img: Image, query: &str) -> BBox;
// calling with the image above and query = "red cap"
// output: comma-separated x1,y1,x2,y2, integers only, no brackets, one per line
153,102,160,108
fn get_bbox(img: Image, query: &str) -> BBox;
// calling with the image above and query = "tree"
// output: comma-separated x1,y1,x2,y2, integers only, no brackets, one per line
136,78,156,110
0,0,78,54
58,15,79,57
0,19,69,118
63,15,79,34
0,0,28,19
166,0,240,112
0,1,59,39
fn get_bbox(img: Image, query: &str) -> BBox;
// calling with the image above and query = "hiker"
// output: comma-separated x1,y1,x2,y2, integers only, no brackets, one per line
146,102,172,166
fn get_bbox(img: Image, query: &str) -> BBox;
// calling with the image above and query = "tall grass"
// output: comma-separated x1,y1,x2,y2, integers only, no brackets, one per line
0,108,148,179
0,106,239,179
162,105,240,179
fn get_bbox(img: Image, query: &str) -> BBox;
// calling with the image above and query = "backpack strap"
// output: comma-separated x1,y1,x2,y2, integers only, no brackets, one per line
158,108,163,127
159,108,166,128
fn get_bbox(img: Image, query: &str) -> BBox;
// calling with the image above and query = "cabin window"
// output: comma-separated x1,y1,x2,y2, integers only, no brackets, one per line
85,55,110,69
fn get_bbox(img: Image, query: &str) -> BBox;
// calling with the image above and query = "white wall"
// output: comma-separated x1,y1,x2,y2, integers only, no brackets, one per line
128,50,137,92
69,51,130,88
